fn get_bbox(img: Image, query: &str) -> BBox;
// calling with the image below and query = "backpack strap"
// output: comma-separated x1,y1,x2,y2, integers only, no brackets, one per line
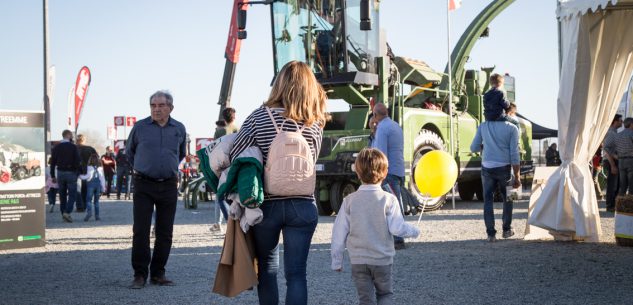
265,107,306,134
264,107,281,134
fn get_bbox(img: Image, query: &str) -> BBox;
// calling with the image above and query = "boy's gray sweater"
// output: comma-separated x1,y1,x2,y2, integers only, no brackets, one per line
331,184,420,269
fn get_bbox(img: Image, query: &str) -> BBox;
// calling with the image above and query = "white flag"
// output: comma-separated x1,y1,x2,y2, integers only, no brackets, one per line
449,0,462,11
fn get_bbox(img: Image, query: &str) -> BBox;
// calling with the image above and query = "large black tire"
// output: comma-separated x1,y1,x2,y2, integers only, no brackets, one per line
330,181,358,214
409,130,446,211
315,186,333,216
457,181,475,201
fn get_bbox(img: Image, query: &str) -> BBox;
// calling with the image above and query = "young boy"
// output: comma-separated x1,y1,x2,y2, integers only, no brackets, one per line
331,148,420,305
483,73,510,122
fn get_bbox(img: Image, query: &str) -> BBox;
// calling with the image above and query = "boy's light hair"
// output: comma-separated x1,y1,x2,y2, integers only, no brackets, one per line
490,73,504,86
355,148,388,184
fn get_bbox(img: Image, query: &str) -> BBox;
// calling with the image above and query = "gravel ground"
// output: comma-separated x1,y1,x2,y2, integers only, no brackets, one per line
1,196,632,305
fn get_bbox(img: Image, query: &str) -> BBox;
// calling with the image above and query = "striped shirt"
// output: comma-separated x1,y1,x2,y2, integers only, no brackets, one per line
230,106,323,200
614,128,633,158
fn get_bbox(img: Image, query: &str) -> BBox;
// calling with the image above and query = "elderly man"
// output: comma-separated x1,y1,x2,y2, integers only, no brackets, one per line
603,114,623,212
614,117,633,196
127,91,187,289
370,103,407,249
76,134,98,212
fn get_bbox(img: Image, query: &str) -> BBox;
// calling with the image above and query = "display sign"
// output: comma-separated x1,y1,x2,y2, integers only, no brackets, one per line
126,116,137,126
114,116,124,127
107,126,116,140
0,110,46,250
114,140,126,154
196,138,214,151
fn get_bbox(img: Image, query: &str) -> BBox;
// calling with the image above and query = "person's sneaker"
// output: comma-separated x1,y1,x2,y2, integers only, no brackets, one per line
129,276,146,289
487,235,497,243
209,223,221,232
95,216,101,221
150,275,175,286
502,230,515,239
84,213,92,222
49,205,54,213
394,240,406,250
62,213,73,223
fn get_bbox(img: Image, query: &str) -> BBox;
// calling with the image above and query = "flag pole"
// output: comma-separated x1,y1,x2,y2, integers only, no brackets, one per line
447,0,456,209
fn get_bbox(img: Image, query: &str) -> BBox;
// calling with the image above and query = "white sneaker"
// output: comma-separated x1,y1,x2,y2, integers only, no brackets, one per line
209,223,222,232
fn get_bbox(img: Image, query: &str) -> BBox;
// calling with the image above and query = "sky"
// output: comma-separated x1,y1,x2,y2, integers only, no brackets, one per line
0,0,561,149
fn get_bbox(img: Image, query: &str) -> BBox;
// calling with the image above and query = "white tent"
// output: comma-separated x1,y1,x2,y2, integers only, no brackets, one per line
528,0,633,242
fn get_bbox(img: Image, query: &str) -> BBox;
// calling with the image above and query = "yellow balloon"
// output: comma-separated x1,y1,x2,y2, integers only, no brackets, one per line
414,150,458,198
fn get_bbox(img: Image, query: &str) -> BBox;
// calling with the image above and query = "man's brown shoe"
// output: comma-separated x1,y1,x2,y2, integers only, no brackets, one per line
129,276,146,289
150,275,175,286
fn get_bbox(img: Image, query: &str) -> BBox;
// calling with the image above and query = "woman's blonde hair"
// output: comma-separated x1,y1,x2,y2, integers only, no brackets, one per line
264,61,329,127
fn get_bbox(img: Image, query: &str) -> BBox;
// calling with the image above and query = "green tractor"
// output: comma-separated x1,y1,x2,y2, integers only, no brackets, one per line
221,0,532,215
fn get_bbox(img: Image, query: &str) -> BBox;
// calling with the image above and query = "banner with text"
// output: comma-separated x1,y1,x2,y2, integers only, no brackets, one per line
74,66,91,132
0,110,46,250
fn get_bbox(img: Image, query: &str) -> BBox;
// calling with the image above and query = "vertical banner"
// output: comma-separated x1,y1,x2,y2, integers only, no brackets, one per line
67,86,74,130
0,110,46,250
73,66,91,132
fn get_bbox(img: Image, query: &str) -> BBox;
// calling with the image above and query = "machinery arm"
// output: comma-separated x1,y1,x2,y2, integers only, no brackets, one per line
217,0,250,121
440,0,515,94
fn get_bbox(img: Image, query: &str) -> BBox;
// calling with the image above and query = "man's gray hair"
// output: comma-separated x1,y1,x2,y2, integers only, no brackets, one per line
149,90,174,106
624,117,633,128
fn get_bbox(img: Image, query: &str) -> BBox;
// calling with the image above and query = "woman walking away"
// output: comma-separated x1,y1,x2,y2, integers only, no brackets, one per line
80,153,106,221
230,61,329,305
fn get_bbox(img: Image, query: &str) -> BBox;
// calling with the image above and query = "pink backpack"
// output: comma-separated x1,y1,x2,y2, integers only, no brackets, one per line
263,107,316,196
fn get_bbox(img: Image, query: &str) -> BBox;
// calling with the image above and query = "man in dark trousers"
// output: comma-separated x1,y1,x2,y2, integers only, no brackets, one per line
603,114,623,212
101,146,116,198
76,134,98,212
370,103,407,249
128,90,186,289
50,130,81,223
115,149,131,200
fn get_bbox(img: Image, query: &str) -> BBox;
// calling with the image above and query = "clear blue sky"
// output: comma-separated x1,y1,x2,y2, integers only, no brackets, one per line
0,0,559,147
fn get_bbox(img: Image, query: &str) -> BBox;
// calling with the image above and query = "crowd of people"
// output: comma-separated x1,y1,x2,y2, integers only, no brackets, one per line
42,66,578,305
46,132,134,222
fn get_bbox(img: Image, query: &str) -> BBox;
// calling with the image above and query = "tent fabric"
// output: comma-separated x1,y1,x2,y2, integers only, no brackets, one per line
528,6,633,241
557,0,616,19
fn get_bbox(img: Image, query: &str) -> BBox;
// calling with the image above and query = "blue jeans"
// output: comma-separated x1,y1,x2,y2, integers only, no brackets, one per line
252,198,318,305
216,198,229,223
481,166,512,237
85,180,102,217
47,188,57,206
381,174,405,243
57,170,78,214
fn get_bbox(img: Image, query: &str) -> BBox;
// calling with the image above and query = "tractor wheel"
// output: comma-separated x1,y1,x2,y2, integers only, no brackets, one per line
330,181,358,214
409,130,446,211
315,186,333,216
14,168,27,180
32,166,42,177
457,181,475,201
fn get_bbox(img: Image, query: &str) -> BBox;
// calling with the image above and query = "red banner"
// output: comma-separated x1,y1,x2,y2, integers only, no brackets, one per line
73,66,91,131
196,138,214,151
225,0,249,63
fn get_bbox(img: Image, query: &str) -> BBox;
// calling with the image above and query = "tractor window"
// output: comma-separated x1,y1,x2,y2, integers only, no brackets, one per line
271,0,346,78
344,0,380,74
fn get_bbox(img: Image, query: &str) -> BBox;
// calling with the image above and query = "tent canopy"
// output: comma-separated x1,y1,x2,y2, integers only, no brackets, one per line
528,0,633,242
517,114,558,140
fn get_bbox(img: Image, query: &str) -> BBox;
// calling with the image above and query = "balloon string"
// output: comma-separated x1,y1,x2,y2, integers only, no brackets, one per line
416,195,429,226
